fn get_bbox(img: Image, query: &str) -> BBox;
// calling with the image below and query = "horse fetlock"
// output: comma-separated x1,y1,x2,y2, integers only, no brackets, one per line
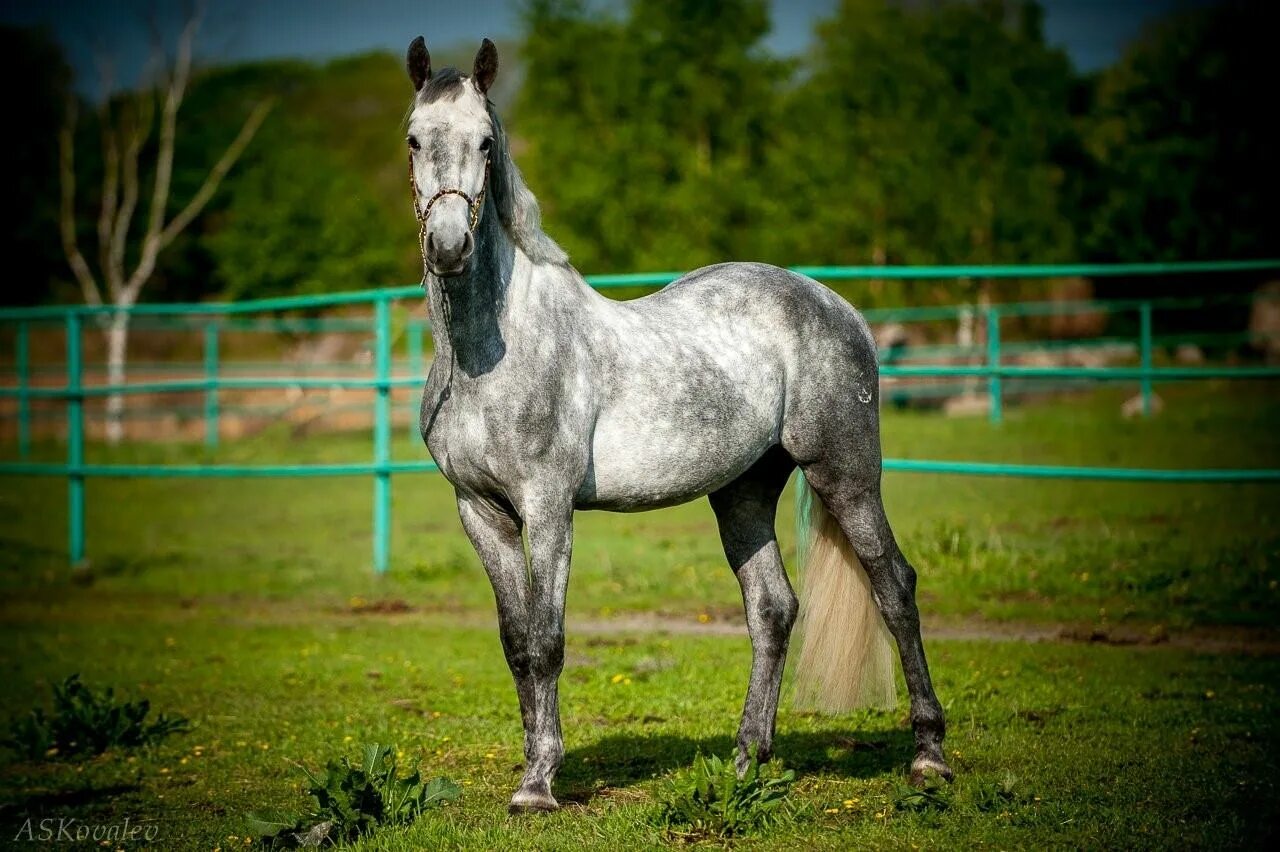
911,705,947,742
525,735,564,774
735,726,774,771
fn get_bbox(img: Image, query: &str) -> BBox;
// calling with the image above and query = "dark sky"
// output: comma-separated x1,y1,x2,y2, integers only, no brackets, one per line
2,0,1212,96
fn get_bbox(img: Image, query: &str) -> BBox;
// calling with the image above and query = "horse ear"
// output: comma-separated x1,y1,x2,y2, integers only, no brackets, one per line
473,38,498,94
406,36,431,91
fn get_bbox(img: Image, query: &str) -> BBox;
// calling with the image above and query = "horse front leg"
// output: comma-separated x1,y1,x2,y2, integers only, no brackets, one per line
508,495,574,812
455,494,539,785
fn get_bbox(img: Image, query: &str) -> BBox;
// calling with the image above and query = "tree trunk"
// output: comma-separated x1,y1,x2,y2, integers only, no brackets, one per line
104,311,130,444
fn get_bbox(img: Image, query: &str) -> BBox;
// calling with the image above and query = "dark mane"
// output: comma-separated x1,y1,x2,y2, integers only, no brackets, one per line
420,67,468,103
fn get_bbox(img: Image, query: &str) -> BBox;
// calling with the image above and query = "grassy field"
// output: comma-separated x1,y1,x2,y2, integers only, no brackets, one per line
0,382,1278,848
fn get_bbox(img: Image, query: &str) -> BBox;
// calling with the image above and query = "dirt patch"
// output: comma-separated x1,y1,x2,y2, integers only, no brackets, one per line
566,613,1280,655
8,591,1278,656
341,597,416,615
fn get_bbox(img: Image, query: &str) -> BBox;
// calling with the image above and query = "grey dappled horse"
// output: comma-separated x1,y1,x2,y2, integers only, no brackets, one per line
404,37,951,812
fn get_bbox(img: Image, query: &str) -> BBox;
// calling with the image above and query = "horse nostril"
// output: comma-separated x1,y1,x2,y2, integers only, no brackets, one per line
461,232,474,258
426,232,436,259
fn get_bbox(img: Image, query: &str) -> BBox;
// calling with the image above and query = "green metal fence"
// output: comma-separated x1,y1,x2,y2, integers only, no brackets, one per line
2,260,1279,572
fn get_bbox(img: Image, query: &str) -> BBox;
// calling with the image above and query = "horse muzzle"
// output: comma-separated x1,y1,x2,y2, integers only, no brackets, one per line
425,229,474,278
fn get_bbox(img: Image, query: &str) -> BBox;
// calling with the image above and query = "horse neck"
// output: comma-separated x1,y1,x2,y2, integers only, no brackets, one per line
424,209,520,378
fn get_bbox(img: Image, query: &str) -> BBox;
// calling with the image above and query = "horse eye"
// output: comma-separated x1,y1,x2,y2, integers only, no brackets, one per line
479,137,492,153
407,135,420,152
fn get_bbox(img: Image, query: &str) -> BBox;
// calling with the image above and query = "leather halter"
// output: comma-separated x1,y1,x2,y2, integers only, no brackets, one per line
408,152,490,279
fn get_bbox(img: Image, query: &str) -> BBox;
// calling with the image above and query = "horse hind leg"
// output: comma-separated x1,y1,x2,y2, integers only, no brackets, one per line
708,447,798,773
800,463,952,784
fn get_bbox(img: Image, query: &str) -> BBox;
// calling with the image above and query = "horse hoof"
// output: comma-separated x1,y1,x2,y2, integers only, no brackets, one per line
909,756,954,786
509,787,559,813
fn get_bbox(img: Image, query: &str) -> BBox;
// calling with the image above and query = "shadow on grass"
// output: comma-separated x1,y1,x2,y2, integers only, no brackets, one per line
557,727,911,805
0,783,142,816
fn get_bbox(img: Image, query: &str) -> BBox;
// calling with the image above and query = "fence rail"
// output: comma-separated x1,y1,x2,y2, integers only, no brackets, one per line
2,260,1279,571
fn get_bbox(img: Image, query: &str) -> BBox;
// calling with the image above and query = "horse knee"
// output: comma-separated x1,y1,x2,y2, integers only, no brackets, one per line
746,583,797,647
769,590,799,639
504,648,533,680
527,633,565,679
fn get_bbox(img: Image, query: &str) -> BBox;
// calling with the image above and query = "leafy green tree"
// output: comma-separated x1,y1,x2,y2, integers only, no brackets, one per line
764,0,1078,306
207,139,400,299
169,52,422,300
1084,0,1279,265
1,26,71,306
515,0,783,273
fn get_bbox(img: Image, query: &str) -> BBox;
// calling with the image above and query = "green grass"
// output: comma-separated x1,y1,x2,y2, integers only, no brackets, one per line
1,382,1278,848
0,608,1276,849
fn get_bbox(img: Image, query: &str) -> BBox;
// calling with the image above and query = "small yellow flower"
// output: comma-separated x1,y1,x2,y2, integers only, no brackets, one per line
485,752,496,759
697,613,711,624
623,678,632,685
1204,690,1216,699
159,767,169,774
432,711,442,718
843,799,855,807
611,673,626,684
825,807,840,814
344,735,353,743
441,736,451,742
180,757,189,765
260,743,270,750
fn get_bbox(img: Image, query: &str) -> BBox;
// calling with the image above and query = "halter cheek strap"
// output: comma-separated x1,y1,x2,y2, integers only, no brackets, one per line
408,153,491,282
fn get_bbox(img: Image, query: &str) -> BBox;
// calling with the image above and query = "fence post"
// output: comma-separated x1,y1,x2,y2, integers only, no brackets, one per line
987,305,1003,423
408,319,424,379
1139,301,1153,417
66,312,85,567
204,321,220,448
16,321,30,458
372,297,392,574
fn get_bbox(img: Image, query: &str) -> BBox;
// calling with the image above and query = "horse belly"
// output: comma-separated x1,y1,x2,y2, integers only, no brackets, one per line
579,387,783,511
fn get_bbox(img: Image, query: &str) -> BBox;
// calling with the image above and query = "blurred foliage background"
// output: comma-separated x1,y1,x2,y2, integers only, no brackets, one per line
3,0,1277,310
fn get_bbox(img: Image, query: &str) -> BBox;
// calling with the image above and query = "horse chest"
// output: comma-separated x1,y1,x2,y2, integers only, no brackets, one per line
422,393,490,486
423,379,575,495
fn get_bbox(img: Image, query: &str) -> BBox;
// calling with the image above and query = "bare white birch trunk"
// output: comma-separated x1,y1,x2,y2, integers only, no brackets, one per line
104,312,130,443
57,11,271,446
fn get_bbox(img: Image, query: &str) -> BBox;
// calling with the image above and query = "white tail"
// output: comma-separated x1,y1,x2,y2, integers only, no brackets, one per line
792,480,897,711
